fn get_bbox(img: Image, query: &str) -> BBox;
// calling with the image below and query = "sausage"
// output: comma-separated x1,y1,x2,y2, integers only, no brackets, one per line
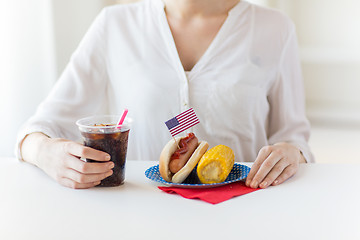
159,132,209,183
168,134,198,174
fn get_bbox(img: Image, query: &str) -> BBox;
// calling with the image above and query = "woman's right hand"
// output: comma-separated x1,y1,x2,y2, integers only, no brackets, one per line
21,133,114,189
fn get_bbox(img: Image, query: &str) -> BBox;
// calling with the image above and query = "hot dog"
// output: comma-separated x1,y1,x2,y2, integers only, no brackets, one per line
159,133,209,183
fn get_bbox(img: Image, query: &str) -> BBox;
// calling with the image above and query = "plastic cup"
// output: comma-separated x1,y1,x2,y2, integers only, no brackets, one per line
76,115,132,187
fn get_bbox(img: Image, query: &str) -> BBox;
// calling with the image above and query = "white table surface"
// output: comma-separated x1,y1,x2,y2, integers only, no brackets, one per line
1,158,360,240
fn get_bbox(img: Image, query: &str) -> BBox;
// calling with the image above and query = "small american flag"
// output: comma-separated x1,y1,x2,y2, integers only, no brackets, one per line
165,108,200,137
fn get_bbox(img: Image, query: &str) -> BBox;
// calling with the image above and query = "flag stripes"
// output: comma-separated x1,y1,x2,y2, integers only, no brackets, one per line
165,108,200,137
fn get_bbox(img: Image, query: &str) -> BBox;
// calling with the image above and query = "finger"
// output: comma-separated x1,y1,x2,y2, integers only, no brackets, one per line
59,177,101,189
65,168,113,184
258,159,289,188
249,152,283,188
64,156,114,174
246,146,271,186
63,142,111,162
271,165,297,186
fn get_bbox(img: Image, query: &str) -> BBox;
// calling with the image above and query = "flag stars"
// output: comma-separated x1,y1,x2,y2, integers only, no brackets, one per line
165,108,200,137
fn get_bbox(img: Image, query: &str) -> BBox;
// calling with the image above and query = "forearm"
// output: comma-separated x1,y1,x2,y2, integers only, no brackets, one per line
20,132,50,166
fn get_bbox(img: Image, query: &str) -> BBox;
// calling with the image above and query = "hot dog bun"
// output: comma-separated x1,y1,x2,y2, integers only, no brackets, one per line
159,135,209,183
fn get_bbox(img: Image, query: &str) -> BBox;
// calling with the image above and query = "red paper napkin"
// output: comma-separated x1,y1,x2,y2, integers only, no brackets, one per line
158,181,260,204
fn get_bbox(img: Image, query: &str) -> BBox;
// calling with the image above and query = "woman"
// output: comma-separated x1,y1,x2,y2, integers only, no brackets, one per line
17,0,314,189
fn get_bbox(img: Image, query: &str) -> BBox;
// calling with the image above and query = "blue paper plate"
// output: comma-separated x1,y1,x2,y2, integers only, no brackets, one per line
145,163,250,188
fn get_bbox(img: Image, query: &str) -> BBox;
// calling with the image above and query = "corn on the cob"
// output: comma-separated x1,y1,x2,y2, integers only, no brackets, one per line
197,145,235,184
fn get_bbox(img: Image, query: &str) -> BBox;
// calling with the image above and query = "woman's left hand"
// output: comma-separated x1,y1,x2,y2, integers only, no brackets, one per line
245,142,306,189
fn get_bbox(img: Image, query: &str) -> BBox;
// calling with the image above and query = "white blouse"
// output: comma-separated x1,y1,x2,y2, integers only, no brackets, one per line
16,0,314,162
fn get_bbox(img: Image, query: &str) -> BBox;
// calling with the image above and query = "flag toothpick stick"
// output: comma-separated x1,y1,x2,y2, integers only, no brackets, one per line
173,136,180,149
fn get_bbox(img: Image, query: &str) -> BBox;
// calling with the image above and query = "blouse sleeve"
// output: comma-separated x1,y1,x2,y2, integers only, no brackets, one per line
267,24,314,163
15,8,109,160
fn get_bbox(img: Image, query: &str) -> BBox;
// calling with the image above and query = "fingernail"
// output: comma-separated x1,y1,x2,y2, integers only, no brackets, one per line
105,155,111,161
260,181,268,188
273,180,279,185
107,170,113,177
108,162,115,168
251,181,258,188
95,181,101,185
